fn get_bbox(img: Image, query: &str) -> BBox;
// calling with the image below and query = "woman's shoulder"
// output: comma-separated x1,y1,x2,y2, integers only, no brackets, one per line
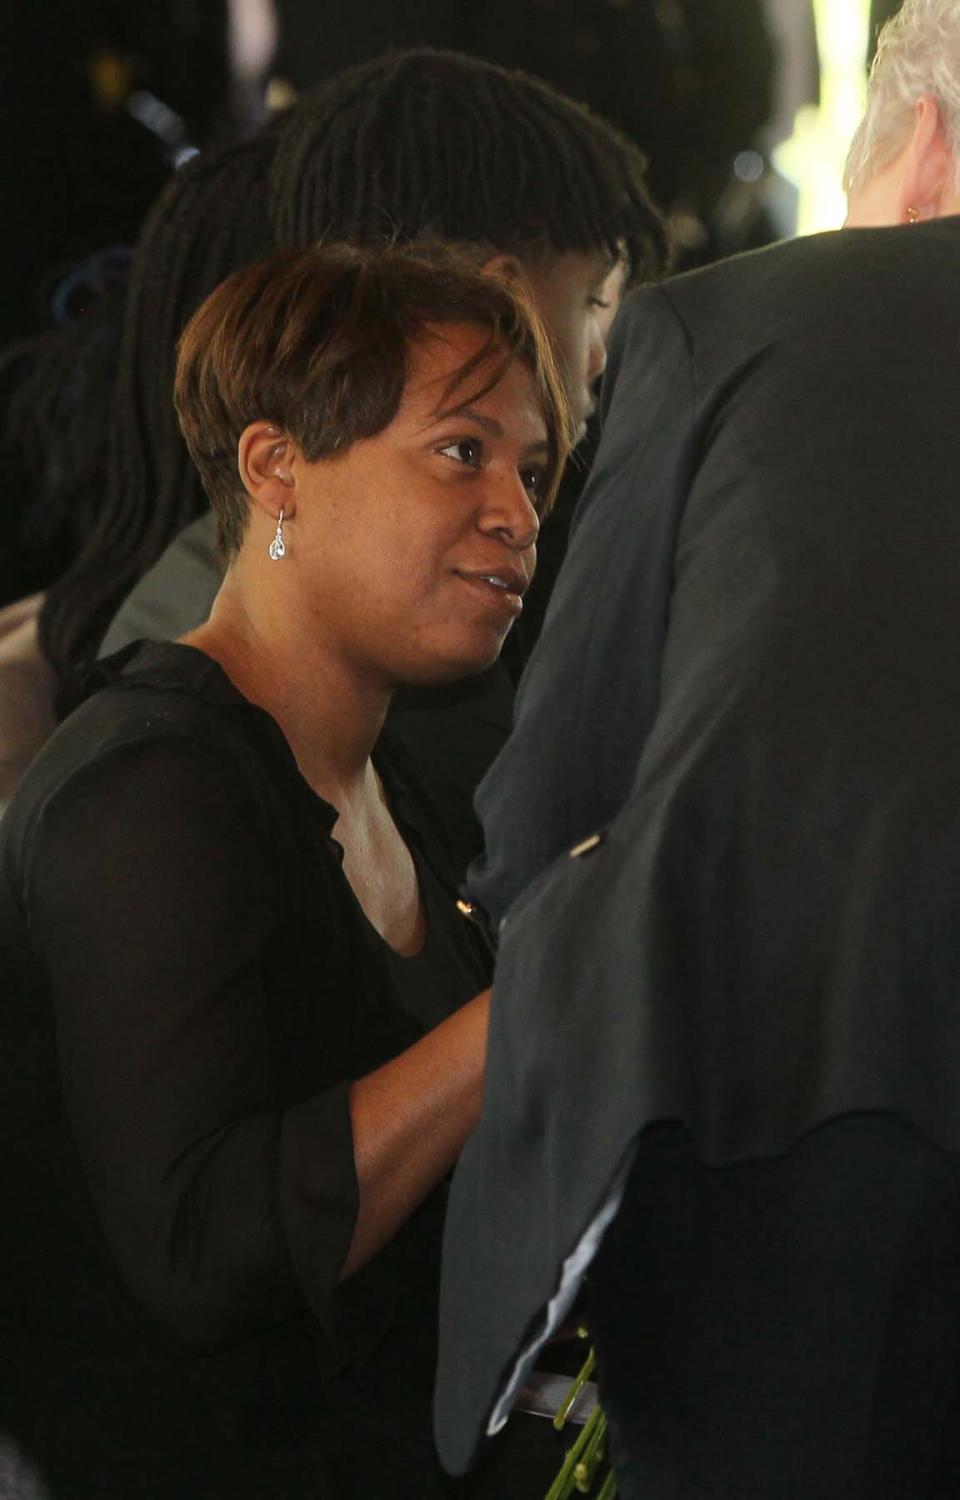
22,640,258,771
1,641,296,876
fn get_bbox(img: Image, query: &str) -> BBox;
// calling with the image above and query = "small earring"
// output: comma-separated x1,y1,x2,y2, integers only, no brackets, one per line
268,508,286,560
906,206,920,223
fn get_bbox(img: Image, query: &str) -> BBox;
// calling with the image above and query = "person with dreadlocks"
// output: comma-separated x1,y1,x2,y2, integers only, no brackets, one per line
0,269,128,814
38,125,283,699
81,46,666,858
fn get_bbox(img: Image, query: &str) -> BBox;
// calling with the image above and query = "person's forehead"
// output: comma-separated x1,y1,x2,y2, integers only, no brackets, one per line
405,323,495,381
392,326,481,413
519,246,624,318
397,325,544,430
537,246,616,283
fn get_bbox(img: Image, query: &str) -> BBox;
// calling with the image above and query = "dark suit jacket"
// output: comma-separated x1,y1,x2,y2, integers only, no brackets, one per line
436,217,960,1472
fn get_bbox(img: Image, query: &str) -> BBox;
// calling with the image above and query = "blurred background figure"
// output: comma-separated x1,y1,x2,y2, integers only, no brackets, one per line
0,132,280,814
0,262,128,608
0,267,128,811
39,130,282,680
0,0,279,599
0,1,260,346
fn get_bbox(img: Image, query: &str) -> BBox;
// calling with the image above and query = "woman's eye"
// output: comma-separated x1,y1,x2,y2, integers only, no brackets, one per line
438,438,482,466
588,296,612,310
520,465,545,498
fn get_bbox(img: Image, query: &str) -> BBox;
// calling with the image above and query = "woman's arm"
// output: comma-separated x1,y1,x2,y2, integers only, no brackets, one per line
20,729,488,1347
343,988,489,1279
27,735,309,1349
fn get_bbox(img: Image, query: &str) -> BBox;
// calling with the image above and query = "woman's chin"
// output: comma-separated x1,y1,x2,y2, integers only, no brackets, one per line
397,631,509,688
406,655,499,689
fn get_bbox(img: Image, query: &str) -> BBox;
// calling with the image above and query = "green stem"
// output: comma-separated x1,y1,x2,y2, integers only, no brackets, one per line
543,1403,604,1500
596,1467,619,1500
553,1347,597,1431
574,1411,607,1493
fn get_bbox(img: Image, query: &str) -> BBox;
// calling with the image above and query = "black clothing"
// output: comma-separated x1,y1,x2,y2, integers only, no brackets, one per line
437,218,960,1476
592,1116,960,1500
469,216,960,923
0,640,495,1498
99,436,592,868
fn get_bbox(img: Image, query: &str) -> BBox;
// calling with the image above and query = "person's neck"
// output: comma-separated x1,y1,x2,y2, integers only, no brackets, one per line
182,579,390,808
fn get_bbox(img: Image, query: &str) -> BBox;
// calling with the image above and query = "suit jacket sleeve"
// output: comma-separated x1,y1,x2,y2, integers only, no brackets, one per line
466,284,697,929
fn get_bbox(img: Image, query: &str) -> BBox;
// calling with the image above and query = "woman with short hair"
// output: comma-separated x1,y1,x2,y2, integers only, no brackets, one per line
0,242,572,1498
846,0,960,227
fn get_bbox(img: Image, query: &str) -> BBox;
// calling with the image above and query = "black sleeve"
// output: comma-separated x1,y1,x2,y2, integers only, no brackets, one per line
467,287,697,929
23,733,358,1353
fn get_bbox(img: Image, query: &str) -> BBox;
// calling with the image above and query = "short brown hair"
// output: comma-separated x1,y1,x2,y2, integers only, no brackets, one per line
174,242,574,557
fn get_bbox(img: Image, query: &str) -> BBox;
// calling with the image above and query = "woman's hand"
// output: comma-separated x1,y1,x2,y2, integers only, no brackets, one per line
341,987,491,1280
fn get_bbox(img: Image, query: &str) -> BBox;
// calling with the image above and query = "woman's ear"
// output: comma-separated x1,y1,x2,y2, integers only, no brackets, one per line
481,252,528,290
898,96,955,221
238,422,298,520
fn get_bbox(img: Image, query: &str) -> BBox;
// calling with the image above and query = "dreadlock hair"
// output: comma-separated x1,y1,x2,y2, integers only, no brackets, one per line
0,280,126,607
270,48,669,283
39,126,282,692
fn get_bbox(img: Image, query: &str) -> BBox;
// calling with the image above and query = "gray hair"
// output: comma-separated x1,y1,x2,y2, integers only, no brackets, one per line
844,0,960,195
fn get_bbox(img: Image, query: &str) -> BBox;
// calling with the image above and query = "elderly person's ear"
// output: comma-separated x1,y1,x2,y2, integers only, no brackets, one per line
898,95,956,221
238,422,298,519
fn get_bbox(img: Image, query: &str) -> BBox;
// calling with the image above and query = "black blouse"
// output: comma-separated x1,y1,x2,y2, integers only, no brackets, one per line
0,641,493,1499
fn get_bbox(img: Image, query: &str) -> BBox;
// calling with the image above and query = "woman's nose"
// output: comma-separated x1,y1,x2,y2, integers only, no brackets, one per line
480,474,540,551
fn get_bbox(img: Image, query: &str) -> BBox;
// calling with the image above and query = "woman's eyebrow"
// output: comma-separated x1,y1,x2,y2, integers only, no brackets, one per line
425,405,549,456
434,404,504,435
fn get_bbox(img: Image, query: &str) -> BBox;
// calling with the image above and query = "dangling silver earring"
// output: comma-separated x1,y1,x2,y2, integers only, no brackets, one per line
269,508,286,560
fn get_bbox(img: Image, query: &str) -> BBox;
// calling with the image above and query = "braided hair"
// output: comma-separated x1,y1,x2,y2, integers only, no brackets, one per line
40,129,281,685
0,280,126,607
272,48,669,280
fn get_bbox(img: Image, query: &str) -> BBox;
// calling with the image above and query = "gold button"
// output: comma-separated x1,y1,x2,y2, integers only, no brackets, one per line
568,833,603,859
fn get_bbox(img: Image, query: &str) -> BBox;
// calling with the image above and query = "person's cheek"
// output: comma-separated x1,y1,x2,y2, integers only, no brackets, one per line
586,316,606,385
596,301,619,346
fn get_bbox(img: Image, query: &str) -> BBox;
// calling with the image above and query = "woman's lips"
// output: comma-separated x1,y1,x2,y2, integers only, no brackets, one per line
454,568,526,615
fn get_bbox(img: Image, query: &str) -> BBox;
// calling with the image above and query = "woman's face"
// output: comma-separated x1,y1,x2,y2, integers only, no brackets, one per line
291,324,549,687
520,250,626,438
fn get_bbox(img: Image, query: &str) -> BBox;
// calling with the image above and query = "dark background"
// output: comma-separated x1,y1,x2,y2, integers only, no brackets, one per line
0,0,809,345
